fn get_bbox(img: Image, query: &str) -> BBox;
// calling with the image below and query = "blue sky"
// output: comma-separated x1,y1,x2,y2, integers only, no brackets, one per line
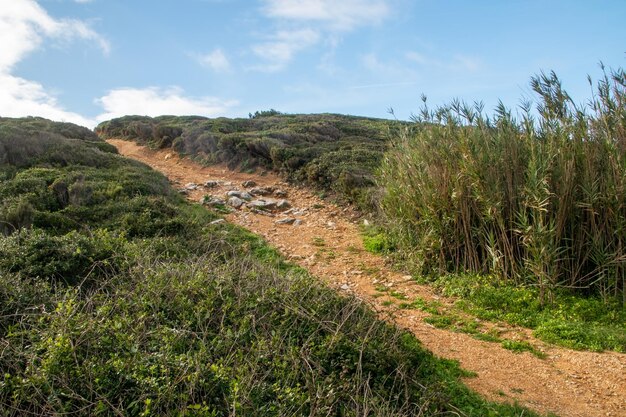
1,0,625,128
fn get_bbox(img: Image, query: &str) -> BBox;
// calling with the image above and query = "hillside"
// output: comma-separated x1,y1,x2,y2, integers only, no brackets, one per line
0,117,534,416
95,113,403,208
110,137,626,417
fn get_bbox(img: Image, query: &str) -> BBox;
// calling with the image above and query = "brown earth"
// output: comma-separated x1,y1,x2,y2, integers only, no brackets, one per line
109,139,626,417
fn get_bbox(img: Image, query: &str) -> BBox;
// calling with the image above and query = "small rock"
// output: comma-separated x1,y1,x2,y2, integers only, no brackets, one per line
204,180,220,188
210,219,226,225
228,197,245,209
178,189,189,195
340,284,350,291
275,217,296,225
293,219,303,226
227,191,253,201
276,199,291,210
164,153,173,160
274,189,287,197
242,180,257,188
249,187,272,196
248,199,277,210
200,195,226,206
251,209,275,217
363,219,370,227
185,182,198,190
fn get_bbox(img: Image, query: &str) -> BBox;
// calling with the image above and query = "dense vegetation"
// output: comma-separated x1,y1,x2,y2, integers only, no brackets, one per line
377,67,626,349
95,113,401,207
0,118,534,416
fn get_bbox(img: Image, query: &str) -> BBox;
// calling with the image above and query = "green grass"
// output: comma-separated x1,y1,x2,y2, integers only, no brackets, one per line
429,273,626,352
361,224,395,254
501,340,547,359
0,117,540,416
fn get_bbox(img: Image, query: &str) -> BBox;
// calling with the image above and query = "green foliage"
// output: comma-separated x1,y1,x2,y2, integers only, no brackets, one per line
249,109,283,118
0,117,538,416
362,224,395,254
500,340,547,358
379,66,626,307
363,233,393,254
0,197,34,235
430,273,626,352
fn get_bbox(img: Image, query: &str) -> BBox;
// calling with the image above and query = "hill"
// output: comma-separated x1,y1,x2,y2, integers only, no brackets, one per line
0,117,533,416
95,113,404,207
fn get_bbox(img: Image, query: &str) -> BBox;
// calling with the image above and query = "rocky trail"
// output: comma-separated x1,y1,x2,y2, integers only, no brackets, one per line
109,139,626,417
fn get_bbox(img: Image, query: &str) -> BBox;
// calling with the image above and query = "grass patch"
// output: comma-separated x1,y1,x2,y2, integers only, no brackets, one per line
501,340,547,359
361,224,394,255
430,274,626,352
398,297,442,314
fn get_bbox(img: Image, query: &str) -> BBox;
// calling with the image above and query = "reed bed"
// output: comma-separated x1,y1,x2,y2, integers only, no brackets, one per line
380,66,626,305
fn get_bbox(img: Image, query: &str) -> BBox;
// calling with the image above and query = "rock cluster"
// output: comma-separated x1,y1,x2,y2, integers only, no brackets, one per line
193,178,301,226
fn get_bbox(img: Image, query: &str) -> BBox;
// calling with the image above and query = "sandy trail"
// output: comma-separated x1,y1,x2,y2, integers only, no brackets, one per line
110,139,626,417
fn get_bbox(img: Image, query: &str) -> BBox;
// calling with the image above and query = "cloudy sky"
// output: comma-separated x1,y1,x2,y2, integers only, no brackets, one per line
1,0,625,128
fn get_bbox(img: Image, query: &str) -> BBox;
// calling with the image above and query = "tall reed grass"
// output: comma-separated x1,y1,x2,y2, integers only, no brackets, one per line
380,65,626,305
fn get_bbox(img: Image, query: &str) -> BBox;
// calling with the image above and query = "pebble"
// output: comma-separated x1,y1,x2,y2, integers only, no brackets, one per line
275,217,296,225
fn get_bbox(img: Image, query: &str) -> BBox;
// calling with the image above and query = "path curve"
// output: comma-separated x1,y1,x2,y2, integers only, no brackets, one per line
109,139,626,417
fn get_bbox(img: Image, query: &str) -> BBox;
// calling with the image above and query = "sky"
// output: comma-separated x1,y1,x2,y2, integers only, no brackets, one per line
1,0,625,128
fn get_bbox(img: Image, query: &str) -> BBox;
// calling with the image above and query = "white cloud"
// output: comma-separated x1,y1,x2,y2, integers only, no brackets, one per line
95,87,238,122
0,0,109,127
251,29,320,72
0,73,95,126
253,0,391,71
0,0,109,71
195,48,231,72
263,0,390,31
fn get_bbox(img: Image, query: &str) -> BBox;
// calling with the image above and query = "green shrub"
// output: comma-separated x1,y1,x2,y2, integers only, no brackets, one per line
363,233,393,254
0,197,34,235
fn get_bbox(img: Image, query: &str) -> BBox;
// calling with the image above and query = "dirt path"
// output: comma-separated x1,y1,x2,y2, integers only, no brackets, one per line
110,139,626,417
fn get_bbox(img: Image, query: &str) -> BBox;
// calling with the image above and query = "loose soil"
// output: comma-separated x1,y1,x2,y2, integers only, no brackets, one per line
109,139,626,417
